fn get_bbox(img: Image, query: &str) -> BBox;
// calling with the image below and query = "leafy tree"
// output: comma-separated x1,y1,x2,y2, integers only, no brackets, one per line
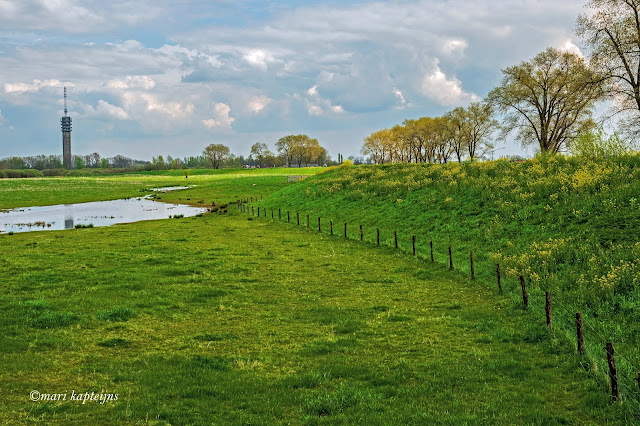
362,129,393,164
250,142,272,166
489,48,604,154
276,135,325,166
74,156,85,169
570,127,635,158
464,101,497,161
577,0,640,131
203,144,231,169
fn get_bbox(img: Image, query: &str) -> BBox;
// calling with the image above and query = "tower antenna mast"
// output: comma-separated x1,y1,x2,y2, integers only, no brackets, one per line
64,87,68,117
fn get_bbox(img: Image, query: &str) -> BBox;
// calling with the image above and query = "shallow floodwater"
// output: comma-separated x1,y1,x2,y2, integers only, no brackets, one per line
0,197,207,234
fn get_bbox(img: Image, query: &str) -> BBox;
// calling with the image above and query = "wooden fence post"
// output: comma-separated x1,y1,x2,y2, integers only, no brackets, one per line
251,196,253,203
264,208,266,218
430,241,434,262
496,264,503,292
606,342,619,401
576,313,585,355
287,211,290,223
470,251,475,279
394,231,398,249
279,209,281,220
344,223,347,238
545,291,552,327
412,236,416,256
252,206,254,216
519,275,528,307
307,215,310,229
258,207,260,217
297,212,300,225
376,228,380,245
360,225,363,241
449,246,454,270
318,217,321,232
330,220,333,235
271,208,273,218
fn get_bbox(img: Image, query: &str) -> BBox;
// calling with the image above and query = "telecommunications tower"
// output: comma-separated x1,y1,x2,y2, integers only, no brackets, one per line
61,87,72,169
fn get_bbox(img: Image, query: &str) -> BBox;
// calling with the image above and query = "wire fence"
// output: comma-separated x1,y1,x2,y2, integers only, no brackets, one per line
237,197,640,418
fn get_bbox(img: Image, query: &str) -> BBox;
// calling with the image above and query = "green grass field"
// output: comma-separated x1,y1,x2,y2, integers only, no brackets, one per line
0,167,320,210
0,169,631,424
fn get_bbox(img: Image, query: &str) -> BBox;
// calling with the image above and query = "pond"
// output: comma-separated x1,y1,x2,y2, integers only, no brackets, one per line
0,197,208,234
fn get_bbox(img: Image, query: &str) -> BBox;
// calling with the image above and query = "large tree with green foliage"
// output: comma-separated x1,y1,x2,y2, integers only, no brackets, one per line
203,144,230,169
489,48,604,154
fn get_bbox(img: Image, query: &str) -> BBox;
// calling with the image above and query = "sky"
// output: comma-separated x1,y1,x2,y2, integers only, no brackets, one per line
0,0,588,161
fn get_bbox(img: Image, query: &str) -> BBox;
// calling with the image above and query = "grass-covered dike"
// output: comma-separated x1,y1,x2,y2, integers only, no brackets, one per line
257,156,640,414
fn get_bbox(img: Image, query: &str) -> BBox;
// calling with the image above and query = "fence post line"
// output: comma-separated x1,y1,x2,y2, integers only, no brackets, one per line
330,220,333,235
297,212,300,226
545,291,552,327
412,236,416,256
318,217,321,232
606,342,619,401
470,251,475,279
576,313,585,355
394,231,398,249
360,225,363,241
448,246,454,270
496,264,503,292
344,223,347,238
376,228,380,245
519,275,528,307
430,241,434,262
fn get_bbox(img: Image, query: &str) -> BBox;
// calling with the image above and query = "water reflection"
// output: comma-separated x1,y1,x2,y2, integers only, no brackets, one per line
0,197,207,234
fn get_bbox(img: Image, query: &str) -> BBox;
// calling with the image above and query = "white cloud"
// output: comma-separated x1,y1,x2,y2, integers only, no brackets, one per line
421,60,479,106
443,39,468,56
202,103,234,128
307,85,318,96
83,100,129,120
242,49,275,70
393,88,406,104
121,92,194,120
4,79,67,94
106,75,156,90
560,39,583,57
248,95,271,114
307,104,323,116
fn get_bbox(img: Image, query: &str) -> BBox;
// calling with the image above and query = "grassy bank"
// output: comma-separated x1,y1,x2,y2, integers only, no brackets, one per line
0,198,625,423
255,157,640,410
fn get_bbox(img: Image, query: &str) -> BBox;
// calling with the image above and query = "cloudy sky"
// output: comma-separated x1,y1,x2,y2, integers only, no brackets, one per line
0,0,587,160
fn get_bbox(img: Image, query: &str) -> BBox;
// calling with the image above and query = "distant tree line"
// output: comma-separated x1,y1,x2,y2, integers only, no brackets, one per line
0,154,150,171
1,134,337,172
362,102,497,164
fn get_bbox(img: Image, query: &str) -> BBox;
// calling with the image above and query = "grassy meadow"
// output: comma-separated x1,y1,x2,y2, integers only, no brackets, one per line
0,167,632,423
0,167,320,210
